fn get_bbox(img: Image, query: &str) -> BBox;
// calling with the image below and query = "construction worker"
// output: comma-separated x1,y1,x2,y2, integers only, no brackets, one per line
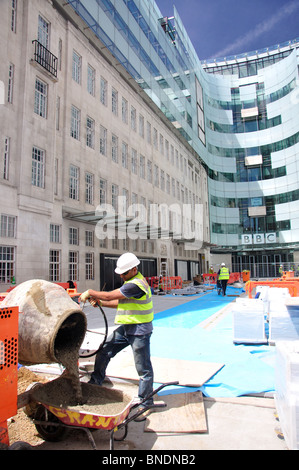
217,262,230,296
79,252,154,418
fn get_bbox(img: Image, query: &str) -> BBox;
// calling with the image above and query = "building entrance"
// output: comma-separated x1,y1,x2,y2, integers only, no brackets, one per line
232,251,294,278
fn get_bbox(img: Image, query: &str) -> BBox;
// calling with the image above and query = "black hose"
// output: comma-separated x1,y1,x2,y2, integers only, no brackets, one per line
79,304,108,358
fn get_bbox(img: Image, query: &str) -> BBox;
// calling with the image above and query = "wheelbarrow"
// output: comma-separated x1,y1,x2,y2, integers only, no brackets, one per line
25,376,179,450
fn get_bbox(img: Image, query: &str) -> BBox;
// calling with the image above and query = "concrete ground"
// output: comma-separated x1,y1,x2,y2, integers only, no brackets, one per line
24,290,289,451
28,390,286,450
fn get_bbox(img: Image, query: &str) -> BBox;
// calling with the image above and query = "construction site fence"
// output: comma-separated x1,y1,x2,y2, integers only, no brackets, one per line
146,276,183,290
202,272,242,284
245,271,299,298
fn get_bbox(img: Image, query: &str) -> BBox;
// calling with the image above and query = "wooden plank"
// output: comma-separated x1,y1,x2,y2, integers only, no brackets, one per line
106,352,223,387
144,392,207,433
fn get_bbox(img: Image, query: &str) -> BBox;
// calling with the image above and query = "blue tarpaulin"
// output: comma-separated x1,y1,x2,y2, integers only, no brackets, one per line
152,286,275,398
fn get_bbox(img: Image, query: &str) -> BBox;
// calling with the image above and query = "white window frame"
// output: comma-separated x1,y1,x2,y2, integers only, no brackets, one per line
34,77,47,118
69,164,79,200
72,50,81,84
31,146,45,188
71,105,80,140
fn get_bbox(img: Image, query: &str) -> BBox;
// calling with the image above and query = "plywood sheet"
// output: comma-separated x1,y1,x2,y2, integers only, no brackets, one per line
145,392,207,433
106,351,223,387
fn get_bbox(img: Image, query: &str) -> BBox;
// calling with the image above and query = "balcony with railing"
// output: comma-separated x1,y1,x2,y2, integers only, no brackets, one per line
32,40,58,78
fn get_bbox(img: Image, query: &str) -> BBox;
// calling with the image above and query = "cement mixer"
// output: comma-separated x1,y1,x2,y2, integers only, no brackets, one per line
1,279,87,366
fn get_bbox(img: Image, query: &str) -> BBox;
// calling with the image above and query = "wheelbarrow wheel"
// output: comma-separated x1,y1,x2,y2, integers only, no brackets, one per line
34,405,70,442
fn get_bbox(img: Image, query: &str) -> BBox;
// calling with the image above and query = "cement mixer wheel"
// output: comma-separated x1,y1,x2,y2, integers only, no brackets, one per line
34,405,70,442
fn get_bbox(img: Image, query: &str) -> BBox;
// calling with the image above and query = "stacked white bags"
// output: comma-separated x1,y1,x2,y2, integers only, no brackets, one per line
232,298,267,344
269,289,299,343
275,341,299,450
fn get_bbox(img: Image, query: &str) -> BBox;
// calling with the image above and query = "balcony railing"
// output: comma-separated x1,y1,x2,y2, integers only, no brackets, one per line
32,40,58,78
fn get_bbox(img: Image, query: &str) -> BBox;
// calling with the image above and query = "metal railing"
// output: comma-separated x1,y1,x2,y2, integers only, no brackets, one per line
231,262,299,279
32,40,58,78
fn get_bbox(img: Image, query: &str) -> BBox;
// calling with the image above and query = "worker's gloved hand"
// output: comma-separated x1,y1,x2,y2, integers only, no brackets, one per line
80,290,90,303
89,298,98,308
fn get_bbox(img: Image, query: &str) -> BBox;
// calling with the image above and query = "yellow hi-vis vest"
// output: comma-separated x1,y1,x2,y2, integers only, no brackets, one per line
115,272,154,324
218,266,230,280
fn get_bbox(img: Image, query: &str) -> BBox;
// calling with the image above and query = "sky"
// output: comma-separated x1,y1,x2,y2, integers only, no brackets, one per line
155,0,299,60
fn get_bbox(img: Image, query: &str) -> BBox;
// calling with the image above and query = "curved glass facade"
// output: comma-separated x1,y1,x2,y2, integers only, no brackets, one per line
66,0,299,263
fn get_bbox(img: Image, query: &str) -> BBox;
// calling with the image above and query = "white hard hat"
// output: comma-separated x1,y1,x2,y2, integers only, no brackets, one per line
221,262,225,266
115,252,140,274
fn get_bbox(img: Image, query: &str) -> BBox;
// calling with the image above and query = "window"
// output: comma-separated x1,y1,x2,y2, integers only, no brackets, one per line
38,15,49,48
7,63,14,103
87,64,95,96
69,164,79,200
1,215,16,238
11,0,17,33
100,125,107,156
112,88,118,115
70,105,80,140
111,134,118,163
122,97,128,123
32,146,45,188
154,165,159,187
165,140,169,159
112,184,118,211
147,160,152,183
86,116,95,148
56,96,60,130
153,128,158,149
85,252,94,280
49,249,60,282
100,77,107,106
50,224,61,243
72,50,81,84
139,155,145,179
146,121,151,144
69,227,79,245
131,106,136,131
139,114,144,137
85,230,94,247
0,246,15,283
69,251,78,281
159,134,164,154
3,137,10,180
34,78,47,117
99,178,106,205
54,158,58,195
131,149,137,174
121,142,128,169
121,188,129,216
85,172,94,204
160,169,165,191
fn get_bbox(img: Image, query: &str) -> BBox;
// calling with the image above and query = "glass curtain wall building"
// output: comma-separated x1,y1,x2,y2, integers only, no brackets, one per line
63,0,299,276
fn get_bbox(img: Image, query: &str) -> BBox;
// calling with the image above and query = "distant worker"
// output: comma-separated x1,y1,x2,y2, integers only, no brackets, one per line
217,262,230,296
79,252,154,418
279,264,283,277
209,265,214,273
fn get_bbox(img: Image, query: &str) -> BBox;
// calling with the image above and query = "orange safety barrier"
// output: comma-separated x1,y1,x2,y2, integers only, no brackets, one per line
202,272,241,284
202,273,217,284
229,272,241,284
0,306,19,447
146,276,183,290
55,281,78,291
245,280,299,298
0,293,7,303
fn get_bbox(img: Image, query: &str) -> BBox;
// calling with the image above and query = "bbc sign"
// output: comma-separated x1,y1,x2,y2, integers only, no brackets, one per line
242,233,276,245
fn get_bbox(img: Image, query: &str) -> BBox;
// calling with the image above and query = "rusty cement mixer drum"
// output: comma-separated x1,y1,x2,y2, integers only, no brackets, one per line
1,280,87,366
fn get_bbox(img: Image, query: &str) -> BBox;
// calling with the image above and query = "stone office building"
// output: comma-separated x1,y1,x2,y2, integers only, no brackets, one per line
0,0,209,291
